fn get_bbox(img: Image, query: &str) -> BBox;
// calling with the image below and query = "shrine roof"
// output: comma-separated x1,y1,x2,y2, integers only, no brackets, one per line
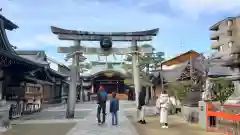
159,61,189,82
81,66,129,77
51,26,159,36
0,14,18,30
16,50,49,65
0,50,43,68
208,59,232,77
161,50,200,66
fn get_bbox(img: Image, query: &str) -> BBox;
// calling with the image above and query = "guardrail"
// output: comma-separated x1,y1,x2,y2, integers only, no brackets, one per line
9,102,41,120
207,103,240,135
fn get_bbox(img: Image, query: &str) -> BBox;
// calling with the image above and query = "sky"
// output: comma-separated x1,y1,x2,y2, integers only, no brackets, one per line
1,0,240,65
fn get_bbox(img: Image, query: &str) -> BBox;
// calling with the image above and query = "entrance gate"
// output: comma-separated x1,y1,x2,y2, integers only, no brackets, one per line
51,26,159,118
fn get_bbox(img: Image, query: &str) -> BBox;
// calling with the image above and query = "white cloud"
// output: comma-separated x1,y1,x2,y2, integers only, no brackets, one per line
168,0,240,19
35,34,71,47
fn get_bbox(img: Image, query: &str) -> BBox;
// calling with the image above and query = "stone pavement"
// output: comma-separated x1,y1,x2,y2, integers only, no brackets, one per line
2,101,139,135
122,101,220,135
1,123,76,135
128,115,220,135
2,100,220,135
12,102,95,124
66,101,139,135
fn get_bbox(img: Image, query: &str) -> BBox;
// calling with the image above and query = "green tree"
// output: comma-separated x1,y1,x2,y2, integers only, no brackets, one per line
167,81,192,102
210,78,234,105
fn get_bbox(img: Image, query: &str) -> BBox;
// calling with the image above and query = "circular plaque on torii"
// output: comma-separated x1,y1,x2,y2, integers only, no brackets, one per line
100,36,112,50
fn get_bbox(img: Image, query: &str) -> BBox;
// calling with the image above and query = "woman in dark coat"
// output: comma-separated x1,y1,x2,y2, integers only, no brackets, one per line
138,87,146,124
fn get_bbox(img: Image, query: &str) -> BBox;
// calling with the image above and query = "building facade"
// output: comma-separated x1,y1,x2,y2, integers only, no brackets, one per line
210,16,240,104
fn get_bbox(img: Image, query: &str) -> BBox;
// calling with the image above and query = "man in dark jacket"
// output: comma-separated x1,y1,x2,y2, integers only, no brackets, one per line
138,87,146,124
97,86,108,124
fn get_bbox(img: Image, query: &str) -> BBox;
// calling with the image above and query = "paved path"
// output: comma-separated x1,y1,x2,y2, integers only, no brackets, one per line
12,102,95,124
66,101,139,135
4,100,219,135
122,101,220,135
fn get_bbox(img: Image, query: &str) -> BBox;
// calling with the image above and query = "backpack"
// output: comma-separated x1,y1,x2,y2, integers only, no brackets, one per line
98,91,107,103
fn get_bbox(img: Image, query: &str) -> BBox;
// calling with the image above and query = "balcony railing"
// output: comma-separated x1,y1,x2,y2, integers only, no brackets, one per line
211,41,220,49
231,45,240,54
210,31,221,40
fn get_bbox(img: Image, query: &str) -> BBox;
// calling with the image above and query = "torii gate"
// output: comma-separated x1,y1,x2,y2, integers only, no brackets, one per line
51,26,159,118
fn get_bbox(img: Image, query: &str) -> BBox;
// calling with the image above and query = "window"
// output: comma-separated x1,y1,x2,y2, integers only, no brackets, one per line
227,20,233,27
227,30,232,36
228,41,233,48
219,45,224,52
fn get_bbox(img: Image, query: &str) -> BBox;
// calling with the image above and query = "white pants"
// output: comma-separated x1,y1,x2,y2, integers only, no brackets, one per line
138,105,145,120
160,107,168,123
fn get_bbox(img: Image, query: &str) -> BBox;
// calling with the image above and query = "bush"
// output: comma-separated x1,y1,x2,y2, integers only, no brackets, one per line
167,80,192,102
210,78,234,105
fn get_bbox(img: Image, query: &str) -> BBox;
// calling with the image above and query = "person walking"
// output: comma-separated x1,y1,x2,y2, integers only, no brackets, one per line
109,92,119,125
97,86,108,124
138,87,146,124
156,91,171,128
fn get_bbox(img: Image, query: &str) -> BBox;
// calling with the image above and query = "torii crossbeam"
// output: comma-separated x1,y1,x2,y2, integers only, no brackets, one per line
51,26,159,118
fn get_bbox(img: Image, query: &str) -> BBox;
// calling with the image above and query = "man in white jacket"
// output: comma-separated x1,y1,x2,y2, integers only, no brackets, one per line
156,91,171,128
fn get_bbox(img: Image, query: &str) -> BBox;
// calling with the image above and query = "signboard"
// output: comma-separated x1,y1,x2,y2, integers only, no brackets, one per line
124,79,131,85
104,72,114,77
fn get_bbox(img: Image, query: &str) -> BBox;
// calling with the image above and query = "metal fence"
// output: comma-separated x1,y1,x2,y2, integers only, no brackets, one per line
9,102,41,120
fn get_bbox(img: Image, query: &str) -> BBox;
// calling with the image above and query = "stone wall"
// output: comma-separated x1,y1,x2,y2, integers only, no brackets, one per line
181,106,199,123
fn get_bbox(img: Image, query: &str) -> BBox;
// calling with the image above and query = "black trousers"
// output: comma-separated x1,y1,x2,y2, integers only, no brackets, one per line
97,104,106,123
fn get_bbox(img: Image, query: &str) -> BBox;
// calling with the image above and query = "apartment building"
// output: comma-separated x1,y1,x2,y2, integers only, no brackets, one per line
210,16,240,103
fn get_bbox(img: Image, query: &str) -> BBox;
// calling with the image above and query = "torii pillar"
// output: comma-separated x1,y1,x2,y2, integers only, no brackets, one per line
51,26,159,115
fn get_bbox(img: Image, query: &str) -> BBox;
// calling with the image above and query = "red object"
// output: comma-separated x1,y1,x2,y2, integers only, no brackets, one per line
206,103,240,135
99,86,105,91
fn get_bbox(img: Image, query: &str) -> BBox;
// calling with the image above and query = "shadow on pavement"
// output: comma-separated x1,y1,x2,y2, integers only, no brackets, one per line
2,123,76,135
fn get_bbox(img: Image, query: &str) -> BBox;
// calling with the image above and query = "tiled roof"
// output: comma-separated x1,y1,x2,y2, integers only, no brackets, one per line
208,59,232,77
81,65,128,77
16,50,49,65
160,61,189,82
153,56,231,82
0,14,18,30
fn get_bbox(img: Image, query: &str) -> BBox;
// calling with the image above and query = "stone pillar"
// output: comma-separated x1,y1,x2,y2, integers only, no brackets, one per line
66,40,80,118
225,68,240,104
225,81,240,104
202,78,213,101
131,40,141,107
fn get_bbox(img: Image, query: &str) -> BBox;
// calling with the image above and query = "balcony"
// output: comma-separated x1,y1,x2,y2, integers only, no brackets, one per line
231,45,240,54
225,74,240,81
222,56,240,67
210,31,220,40
211,41,220,49
211,51,227,59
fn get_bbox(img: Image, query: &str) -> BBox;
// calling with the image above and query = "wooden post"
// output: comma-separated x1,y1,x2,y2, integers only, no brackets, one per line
190,56,193,83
